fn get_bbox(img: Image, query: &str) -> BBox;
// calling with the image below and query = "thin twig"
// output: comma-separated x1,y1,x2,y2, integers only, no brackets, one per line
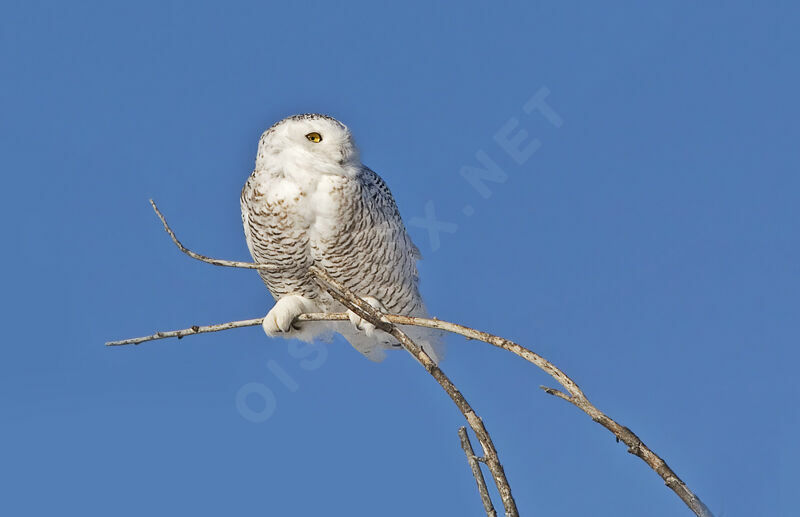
149,199,276,271
112,199,714,517
106,314,337,346
459,427,497,517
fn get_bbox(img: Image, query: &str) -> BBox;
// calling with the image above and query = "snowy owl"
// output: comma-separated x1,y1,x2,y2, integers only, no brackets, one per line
241,114,443,363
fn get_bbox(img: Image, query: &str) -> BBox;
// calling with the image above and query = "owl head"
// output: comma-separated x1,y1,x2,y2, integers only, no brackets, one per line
255,114,360,174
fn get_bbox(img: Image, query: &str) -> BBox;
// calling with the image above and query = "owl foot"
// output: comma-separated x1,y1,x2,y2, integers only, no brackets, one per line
347,296,387,337
263,295,319,337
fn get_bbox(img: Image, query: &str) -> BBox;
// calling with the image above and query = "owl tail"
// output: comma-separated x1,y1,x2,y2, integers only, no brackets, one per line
335,326,390,362
402,325,446,365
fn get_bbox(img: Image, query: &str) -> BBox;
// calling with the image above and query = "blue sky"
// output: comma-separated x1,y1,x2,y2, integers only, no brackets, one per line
1,2,798,515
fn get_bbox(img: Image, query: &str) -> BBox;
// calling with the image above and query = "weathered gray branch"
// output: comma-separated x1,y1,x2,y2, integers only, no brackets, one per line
108,200,715,517
459,427,497,517
107,314,335,346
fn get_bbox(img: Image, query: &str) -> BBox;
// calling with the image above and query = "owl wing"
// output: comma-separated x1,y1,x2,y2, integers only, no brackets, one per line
311,166,426,317
362,167,423,260
334,166,444,362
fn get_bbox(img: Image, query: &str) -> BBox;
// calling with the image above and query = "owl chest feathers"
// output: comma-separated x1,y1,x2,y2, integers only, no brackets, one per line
247,166,360,248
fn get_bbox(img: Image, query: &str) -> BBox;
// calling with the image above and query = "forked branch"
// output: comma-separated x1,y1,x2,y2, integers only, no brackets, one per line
459,426,497,517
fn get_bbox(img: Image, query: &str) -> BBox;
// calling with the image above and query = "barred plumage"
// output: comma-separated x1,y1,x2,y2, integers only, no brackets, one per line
241,114,443,363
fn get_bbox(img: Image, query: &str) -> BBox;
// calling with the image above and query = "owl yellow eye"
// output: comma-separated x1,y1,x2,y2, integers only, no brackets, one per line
305,132,322,143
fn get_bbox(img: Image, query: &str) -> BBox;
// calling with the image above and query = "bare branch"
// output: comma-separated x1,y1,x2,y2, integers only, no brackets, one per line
459,427,497,517
107,309,713,516
389,316,714,517
351,314,714,516
106,314,345,346
119,199,714,517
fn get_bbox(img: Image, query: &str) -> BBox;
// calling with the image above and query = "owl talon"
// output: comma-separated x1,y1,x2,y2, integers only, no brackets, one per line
346,296,387,337
263,295,318,337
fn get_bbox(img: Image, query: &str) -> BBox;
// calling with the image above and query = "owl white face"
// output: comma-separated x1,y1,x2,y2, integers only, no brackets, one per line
255,114,360,175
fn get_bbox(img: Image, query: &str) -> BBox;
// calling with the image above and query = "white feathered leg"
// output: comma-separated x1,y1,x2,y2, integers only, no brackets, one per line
345,296,387,337
262,294,325,342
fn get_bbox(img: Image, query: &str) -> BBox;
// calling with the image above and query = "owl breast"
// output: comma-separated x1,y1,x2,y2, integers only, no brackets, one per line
241,169,355,304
